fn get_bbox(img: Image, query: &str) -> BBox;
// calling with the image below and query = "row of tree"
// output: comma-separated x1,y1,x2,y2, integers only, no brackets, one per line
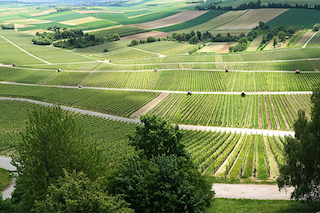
32,27,120,49
0,23,14,29
0,106,213,212
197,0,320,11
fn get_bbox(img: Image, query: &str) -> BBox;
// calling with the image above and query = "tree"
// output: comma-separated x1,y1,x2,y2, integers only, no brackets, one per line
278,31,286,42
113,33,120,41
313,23,320,31
189,35,199,44
278,85,320,200
128,114,187,160
115,155,213,213
287,26,295,35
130,39,139,46
115,115,213,212
273,36,278,47
147,36,156,43
33,170,133,213
12,105,106,211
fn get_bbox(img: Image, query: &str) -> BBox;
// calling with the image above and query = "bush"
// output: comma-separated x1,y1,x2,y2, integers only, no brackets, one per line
147,36,156,43
103,48,108,52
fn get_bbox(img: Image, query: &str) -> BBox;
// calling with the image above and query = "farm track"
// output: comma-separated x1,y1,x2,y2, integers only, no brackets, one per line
0,81,313,95
0,36,51,64
0,97,294,137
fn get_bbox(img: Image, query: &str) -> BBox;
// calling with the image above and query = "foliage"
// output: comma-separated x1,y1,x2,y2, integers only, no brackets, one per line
11,105,106,211
89,26,150,38
128,114,187,159
115,154,213,213
147,36,156,43
0,23,14,29
33,170,133,213
0,168,12,191
33,28,114,49
313,23,320,31
0,195,22,213
278,31,286,42
278,85,320,200
116,115,213,212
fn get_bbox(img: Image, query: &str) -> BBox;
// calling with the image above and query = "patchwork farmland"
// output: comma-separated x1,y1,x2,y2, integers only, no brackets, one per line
1,2,320,194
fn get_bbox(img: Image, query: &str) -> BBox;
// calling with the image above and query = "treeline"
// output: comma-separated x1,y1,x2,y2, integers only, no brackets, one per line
197,0,320,10
230,22,301,52
1,23,14,29
32,26,120,49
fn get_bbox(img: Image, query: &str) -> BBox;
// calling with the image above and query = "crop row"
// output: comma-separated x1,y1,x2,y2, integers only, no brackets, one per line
2,68,320,92
0,83,160,117
149,93,312,130
0,99,286,181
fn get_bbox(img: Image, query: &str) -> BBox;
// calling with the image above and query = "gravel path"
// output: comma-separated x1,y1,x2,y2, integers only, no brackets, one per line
213,183,294,200
0,81,312,96
0,36,50,64
0,156,16,199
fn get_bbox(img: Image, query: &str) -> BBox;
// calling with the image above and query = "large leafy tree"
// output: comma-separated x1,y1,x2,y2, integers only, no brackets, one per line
12,105,106,211
33,170,133,213
278,86,320,200
129,114,187,159
115,114,213,212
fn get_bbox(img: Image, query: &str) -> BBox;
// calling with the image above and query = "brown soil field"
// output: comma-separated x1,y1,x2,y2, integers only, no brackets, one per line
129,11,208,30
215,9,288,31
121,31,172,40
216,42,236,53
296,30,313,46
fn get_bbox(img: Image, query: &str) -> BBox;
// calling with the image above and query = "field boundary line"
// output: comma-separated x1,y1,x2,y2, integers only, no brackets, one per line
303,31,318,48
129,47,166,57
0,36,50,64
0,81,313,95
0,97,294,137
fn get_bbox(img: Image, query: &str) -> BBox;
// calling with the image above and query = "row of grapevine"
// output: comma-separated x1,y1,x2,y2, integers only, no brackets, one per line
150,94,312,130
0,99,287,181
0,83,160,117
2,67,320,91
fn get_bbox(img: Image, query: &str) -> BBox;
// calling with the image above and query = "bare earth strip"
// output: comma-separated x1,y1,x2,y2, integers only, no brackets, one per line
296,31,313,46
215,9,288,31
59,17,101,25
197,42,226,53
130,93,169,119
31,9,57,17
121,31,172,40
213,183,294,200
216,42,236,53
129,11,208,30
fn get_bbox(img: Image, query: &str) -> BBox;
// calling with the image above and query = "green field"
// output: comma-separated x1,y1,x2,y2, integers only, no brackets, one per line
35,10,86,22
306,32,320,46
75,19,117,30
156,10,227,32
89,25,149,37
87,9,183,25
149,93,311,130
266,8,320,28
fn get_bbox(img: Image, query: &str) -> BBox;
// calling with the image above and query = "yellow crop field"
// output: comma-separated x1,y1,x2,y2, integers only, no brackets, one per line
59,17,101,26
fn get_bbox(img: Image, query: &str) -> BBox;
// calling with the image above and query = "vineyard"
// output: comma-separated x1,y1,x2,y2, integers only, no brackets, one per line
0,83,160,117
0,99,286,182
149,93,311,130
2,67,320,92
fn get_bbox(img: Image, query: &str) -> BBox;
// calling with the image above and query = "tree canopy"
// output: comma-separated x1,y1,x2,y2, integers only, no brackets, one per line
115,114,213,212
33,170,133,213
12,105,106,211
278,85,320,200
128,114,187,159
